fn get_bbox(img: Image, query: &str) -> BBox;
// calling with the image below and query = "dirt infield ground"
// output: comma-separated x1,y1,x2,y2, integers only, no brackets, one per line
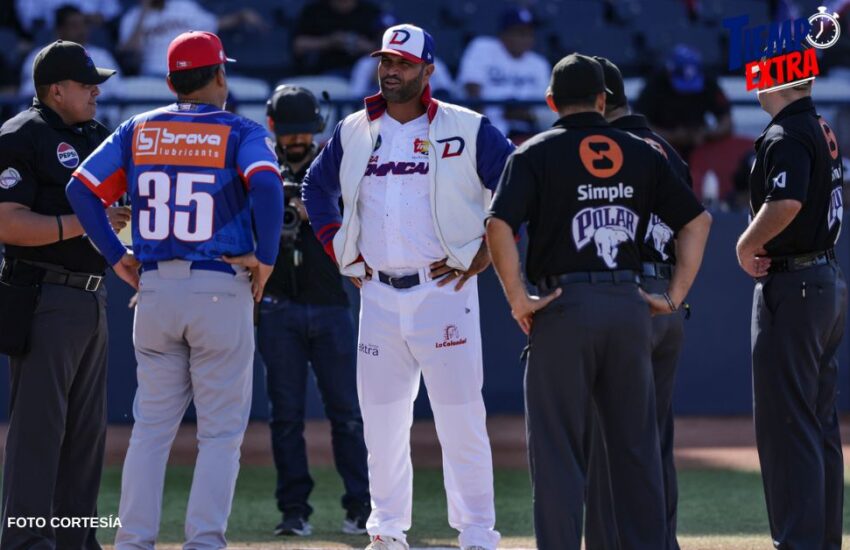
82,414,850,471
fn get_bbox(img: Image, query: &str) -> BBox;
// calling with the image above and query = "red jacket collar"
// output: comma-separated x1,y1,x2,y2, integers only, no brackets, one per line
364,85,439,123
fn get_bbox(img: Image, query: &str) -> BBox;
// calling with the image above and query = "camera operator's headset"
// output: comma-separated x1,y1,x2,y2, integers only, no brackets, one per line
266,85,330,159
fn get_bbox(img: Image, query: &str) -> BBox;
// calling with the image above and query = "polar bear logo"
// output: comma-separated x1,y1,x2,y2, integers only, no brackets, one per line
594,226,630,268
645,217,674,260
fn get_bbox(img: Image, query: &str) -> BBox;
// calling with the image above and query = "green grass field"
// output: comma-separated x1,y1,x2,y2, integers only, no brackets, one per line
95,466,850,548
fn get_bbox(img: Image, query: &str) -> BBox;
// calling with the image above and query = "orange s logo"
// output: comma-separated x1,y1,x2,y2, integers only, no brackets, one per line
579,135,623,179
820,118,839,161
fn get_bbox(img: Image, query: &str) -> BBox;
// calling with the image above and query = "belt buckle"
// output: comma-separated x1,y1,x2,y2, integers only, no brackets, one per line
85,275,102,292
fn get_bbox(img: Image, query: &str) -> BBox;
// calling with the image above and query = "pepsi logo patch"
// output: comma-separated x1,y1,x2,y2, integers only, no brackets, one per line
56,142,80,169
0,167,21,189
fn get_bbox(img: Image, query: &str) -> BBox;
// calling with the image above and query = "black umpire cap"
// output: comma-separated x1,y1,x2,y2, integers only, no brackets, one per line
266,85,325,136
33,40,116,86
594,56,628,109
549,53,612,106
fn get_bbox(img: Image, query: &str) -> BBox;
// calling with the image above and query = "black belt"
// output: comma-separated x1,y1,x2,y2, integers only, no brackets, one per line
537,270,640,292
0,258,103,292
641,262,673,280
768,249,835,273
377,271,422,289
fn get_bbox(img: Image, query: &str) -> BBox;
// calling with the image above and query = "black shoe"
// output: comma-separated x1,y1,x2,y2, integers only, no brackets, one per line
342,509,368,535
274,516,313,536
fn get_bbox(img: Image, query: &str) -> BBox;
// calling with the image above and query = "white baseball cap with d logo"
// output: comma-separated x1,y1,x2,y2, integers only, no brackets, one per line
371,24,435,64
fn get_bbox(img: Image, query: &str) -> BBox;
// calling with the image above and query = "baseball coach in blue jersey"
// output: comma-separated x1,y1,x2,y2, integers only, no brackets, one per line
66,31,283,549
303,23,514,550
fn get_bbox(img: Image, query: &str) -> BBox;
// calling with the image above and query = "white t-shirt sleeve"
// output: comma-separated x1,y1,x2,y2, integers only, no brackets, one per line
457,38,494,89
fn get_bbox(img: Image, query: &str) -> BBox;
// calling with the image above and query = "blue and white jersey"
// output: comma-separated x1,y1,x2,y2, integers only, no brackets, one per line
72,102,279,263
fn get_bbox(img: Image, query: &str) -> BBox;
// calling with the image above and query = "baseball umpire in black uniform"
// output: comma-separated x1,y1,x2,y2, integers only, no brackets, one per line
584,57,694,550
486,54,711,550
0,41,126,549
737,78,846,548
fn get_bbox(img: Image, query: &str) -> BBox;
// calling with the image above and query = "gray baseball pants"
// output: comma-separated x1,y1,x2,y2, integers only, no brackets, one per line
115,261,254,550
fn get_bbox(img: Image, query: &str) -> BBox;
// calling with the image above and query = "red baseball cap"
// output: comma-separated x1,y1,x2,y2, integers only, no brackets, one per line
167,31,236,73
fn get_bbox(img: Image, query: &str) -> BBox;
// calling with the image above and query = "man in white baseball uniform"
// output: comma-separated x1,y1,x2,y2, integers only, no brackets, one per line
302,23,514,550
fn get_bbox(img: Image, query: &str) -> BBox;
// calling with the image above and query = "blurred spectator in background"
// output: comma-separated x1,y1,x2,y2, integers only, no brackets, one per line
118,0,265,76
15,0,120,37
20,5,121,105
457,6,551,141
292,0,382,77
635,44,732,159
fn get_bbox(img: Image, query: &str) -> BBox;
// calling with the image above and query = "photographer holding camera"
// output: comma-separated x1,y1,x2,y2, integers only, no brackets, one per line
259,85,370,537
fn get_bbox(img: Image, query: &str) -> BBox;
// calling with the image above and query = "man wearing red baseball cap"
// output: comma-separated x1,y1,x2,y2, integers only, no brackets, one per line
66,29,284,550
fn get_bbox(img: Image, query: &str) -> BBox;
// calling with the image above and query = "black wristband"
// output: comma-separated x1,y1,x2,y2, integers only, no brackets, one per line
56,215,63,242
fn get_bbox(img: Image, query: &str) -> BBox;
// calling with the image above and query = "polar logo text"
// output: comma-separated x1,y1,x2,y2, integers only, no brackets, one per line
579,135,623,178
572,205,639,268
436,136,465,158
133,121,230,168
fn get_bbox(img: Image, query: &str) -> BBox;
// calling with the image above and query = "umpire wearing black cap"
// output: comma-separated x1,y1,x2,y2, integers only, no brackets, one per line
738,77,846,547
584,57,694,550
0,40,127,549
259,85,370,537
487,53,711,550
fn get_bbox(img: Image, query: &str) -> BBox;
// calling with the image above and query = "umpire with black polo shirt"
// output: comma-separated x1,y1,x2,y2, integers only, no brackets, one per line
737,79,846,548
486,53,711,550
0,40,126,549
584,57,694,550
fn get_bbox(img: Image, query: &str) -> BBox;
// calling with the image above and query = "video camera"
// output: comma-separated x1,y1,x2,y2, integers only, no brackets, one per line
280,166,303,267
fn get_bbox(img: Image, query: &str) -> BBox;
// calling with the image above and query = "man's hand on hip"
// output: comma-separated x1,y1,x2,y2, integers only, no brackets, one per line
432,240,492,291
222,253,274,302
350,264,373,289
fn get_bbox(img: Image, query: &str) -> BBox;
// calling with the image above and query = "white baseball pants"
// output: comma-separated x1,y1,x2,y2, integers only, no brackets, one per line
357,273,500,549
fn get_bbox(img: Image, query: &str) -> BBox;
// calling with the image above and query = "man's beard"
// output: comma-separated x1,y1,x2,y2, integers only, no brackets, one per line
380,69,425,103
283,144,310,163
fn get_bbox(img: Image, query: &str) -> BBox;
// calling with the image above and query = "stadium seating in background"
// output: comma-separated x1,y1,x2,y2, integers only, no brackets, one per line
227,76,271,126
117,75,171,122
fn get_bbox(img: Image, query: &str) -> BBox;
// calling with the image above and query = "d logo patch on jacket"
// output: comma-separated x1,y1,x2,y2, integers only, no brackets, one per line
436,137,465,158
